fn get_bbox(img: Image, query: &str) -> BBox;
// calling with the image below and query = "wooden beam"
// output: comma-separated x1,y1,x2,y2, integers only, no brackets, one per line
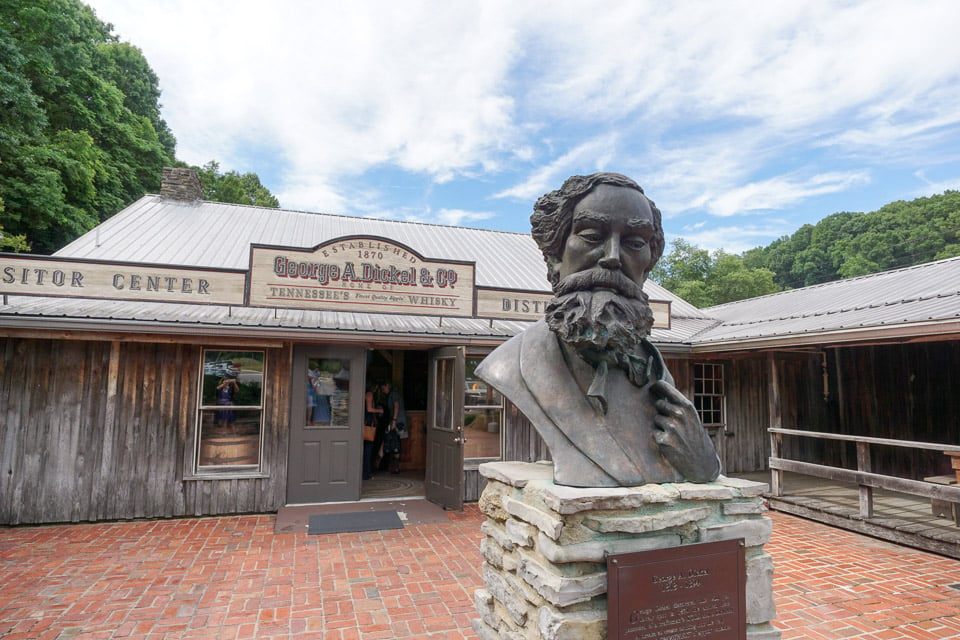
768,427,960,453
857,441,873,518
767,352,783,497
770,457,960,502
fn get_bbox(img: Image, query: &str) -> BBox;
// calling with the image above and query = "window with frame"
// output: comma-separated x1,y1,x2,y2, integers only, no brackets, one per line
196,350,265,474
463,356,502,460
693,362,725,429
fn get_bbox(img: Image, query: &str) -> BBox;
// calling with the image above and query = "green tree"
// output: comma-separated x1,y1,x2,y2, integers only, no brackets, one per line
649,238,712,292
96,41,176,158
193,161,280,208
709,252,779,304
650,240,781,307
0,197,30,252
0,0,172,253
743,190,960,289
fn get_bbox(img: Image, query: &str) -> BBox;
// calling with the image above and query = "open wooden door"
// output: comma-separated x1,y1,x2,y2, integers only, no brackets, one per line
425,346,465,510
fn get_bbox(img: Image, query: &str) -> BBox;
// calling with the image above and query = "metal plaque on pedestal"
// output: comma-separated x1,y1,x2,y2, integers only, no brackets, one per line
607,538,746,640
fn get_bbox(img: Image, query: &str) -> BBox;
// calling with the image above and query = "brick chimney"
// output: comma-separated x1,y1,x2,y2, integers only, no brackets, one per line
160,167,204,201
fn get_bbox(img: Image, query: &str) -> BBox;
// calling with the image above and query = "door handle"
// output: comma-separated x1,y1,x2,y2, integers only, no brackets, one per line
453,437,466,445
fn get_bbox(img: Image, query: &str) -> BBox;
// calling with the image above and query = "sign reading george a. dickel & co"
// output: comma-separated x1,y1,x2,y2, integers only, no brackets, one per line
247,237,476,317
0,235,671,325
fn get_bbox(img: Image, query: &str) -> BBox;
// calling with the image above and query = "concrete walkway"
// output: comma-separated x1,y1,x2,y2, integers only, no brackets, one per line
2,505,960,639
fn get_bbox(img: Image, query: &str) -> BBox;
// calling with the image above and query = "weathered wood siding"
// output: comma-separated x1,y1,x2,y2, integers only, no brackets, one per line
463,464,488,502
0,336,292,525
721,352,828,474
827,341,960,479
502,403,552,465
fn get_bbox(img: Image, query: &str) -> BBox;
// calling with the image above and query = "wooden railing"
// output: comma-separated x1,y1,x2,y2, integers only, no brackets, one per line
769,427,960,519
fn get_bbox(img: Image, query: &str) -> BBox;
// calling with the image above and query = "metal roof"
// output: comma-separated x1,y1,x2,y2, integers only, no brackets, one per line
28,194,706,346
694,256,960,350
0,294,716,353
14,195,958,351
0,295,531,345
56,196,550,291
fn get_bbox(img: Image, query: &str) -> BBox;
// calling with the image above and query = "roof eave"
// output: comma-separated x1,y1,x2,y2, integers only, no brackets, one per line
0,316,515,348
690,319,960,353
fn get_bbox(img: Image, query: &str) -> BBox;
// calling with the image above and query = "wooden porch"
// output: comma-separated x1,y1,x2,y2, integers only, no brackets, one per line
737,469,960,559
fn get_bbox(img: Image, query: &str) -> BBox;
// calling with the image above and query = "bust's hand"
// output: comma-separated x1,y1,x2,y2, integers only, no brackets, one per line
650,380,721,482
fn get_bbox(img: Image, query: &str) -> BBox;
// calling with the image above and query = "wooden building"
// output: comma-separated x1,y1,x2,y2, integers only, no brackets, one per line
0,169,703,524
4,168,959,526
695,259,960,480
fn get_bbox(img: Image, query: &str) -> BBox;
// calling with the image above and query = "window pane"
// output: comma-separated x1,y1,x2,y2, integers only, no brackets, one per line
202,351,263,407
198,409,262,467
465,358,503,407
197,349,266,474
464,408,501,458
307,358,351,427
464,356,502,459
693,362,725,428
435,357,455,431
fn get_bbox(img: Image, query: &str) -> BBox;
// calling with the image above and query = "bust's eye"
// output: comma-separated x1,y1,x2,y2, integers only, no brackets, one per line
576,229,603,244
623,237,648,251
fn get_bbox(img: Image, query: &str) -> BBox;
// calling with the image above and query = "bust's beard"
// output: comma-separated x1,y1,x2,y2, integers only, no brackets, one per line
545,274,655,367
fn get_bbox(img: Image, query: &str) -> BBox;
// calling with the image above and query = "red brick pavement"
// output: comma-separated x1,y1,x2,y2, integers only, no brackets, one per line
1,507,959,639
767,512,960,639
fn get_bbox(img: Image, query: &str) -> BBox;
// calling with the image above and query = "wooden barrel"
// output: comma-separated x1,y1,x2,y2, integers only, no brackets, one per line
200,434,259,466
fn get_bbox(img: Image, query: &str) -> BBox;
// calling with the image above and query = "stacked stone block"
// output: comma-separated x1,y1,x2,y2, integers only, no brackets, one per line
473,461,781,640
160,167,204,201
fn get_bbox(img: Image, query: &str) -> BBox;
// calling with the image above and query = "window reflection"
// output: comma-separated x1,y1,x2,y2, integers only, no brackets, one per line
435,358,455,431
464,356,502,459
198,350,264,471
307,358,350,426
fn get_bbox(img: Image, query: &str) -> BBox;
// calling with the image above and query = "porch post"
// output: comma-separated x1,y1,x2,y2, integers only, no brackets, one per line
767,352,783,497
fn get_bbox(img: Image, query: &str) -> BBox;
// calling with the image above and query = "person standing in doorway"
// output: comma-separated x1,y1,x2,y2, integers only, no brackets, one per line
363,382,385,480
383,383,407,473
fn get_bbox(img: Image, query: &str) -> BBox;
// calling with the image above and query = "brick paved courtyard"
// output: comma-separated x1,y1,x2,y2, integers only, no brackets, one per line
1,506,959,639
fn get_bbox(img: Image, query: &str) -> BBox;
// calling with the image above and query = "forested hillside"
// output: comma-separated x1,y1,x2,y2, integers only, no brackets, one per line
0,0,278,255
742,191,960,290
652,190,960,307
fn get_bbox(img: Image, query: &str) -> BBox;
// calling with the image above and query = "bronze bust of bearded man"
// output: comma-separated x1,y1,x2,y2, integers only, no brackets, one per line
477,173,721,487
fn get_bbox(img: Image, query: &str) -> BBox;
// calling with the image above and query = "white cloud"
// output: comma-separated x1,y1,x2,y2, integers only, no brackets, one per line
435,209,497,226
86,0,960,226
673,222,797,254
912,171,960,198
705,170,872,217
493,134,619,201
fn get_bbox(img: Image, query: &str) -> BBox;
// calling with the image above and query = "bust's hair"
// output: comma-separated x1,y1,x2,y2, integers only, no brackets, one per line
530,172,665,285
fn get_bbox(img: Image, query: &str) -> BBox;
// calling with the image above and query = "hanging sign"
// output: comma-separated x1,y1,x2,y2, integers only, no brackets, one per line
0,254,245,305
247,236,476,317
476,287,672,328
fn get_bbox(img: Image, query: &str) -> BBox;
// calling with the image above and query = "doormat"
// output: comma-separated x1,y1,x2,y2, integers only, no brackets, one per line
307,510,404,535
275,500,449,534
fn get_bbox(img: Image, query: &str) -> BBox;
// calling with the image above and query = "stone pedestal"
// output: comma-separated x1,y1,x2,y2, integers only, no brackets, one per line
473,461,781,640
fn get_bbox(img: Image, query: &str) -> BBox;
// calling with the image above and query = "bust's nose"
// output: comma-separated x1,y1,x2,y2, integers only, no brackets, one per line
598,234,621,270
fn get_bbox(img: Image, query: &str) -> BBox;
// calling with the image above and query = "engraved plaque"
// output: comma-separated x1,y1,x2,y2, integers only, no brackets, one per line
607,539,746,640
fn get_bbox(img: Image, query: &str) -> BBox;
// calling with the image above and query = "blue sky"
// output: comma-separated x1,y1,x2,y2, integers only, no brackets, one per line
86,0,960,253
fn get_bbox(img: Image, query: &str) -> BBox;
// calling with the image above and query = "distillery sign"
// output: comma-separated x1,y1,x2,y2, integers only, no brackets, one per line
0,255,245,305
246,237,476,317
0,236,671,325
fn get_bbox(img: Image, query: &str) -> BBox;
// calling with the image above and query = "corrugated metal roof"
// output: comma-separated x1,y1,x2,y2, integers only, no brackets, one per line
0,295,529,342
694,256,960,347
33,194,960,350
0,295,719,352
56,196,550,291
46,194,704,337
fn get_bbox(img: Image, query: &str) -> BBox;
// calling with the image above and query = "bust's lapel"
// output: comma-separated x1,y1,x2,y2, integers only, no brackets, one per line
519,321,646,484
